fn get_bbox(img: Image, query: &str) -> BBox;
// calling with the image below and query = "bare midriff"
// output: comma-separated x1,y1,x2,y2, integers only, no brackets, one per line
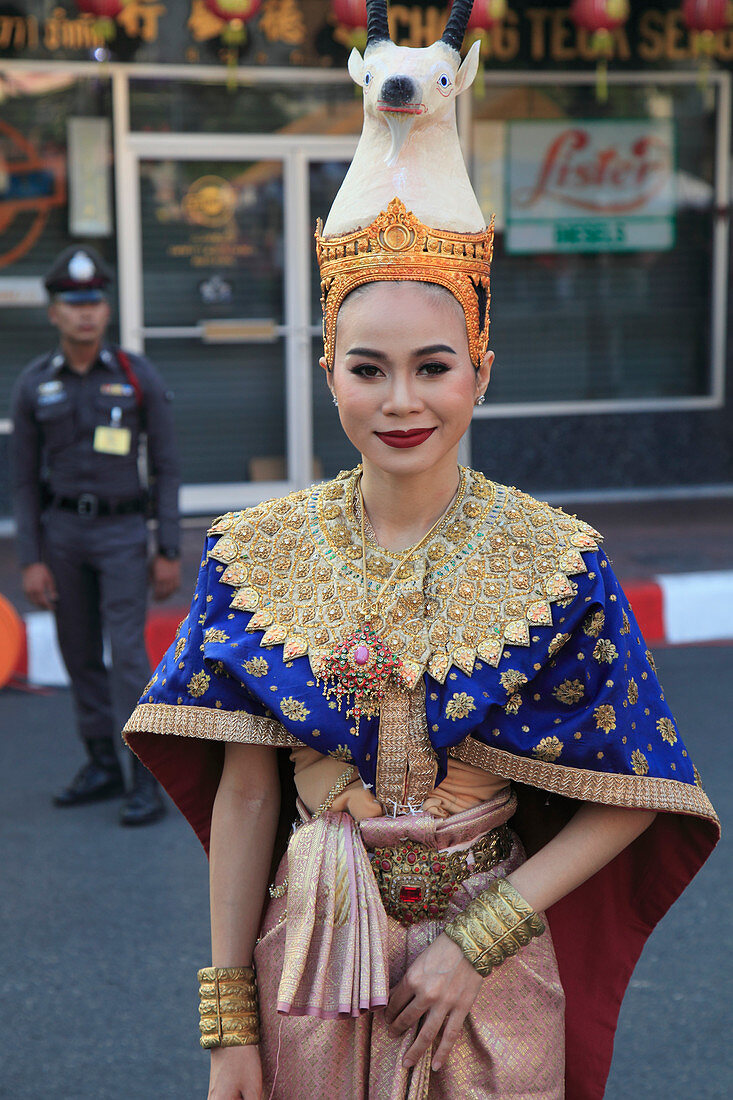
290,745,509,822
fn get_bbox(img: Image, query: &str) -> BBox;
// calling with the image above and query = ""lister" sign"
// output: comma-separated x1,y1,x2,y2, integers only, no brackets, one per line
506,120,676,254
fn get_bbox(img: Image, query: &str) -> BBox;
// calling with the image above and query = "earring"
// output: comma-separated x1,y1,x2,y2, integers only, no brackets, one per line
475,394,486,406
332,394,338,407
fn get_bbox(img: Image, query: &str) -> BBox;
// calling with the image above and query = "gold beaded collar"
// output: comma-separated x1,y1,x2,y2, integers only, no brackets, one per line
207,467,600,687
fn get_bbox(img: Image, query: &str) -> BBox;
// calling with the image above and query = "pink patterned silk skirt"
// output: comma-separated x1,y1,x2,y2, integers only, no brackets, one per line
254,788,565,1100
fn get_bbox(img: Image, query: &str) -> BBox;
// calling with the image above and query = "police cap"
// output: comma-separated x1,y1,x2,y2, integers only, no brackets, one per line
45,246,113,303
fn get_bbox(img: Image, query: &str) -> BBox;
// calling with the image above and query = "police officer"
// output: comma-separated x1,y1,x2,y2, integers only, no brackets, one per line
10,245,181,826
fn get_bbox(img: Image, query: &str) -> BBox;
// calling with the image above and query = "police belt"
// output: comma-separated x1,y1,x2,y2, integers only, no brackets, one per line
51,493,144,517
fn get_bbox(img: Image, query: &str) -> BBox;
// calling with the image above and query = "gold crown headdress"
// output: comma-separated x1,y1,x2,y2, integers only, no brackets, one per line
316,200,494,370
316,0,494,370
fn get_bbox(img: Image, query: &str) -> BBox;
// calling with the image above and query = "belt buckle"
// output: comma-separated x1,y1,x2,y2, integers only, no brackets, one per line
77,493,98,516
371,841,454,925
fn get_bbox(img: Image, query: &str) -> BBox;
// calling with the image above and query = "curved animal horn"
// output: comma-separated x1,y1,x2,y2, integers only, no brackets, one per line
366,0,391,47
441,0,475,52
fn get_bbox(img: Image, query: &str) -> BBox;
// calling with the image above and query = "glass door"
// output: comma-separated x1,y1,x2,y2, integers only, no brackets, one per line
139,156,288,501
120,134,358,512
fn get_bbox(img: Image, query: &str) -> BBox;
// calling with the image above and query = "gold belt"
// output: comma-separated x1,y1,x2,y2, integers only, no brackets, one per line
368,823,514,926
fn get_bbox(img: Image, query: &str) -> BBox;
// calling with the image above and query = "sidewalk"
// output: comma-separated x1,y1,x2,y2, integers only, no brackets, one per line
3,493,733,685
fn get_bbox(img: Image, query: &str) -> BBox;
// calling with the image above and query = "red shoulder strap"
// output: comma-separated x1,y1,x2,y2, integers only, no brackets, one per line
115,348,144,408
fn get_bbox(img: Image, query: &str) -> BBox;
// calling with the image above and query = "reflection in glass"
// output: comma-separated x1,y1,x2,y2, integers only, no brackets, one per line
140,159,284,327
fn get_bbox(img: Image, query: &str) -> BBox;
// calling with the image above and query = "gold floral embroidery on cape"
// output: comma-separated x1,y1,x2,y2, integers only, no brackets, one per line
499,669,527,693
280,697,310,722
553,678,585,706
187,670,210,697
207,467,600,687
445,692,476,721
657,717,677,744
533,735,563,762
593,638,619,664
631,749,649,775
594,703,616,733
242,657,269,677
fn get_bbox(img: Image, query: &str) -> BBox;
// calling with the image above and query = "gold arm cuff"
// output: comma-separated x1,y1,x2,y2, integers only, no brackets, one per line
198,965,260,1049
444,878,545,977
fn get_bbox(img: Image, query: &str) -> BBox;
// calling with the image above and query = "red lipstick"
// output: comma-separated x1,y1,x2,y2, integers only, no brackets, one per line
375,428,436,449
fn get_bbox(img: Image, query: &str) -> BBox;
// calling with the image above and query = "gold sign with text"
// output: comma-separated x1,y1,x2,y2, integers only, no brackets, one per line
1,4,732,64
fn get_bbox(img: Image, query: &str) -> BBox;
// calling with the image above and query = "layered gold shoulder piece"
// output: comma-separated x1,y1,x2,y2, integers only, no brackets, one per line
207,469,600,687
316,199,494,371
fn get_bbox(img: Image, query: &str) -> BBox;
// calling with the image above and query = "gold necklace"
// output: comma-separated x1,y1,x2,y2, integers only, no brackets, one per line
356,475,458,623
315,472,460,728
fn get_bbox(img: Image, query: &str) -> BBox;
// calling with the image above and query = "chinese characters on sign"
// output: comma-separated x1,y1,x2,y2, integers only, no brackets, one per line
505,120,676,254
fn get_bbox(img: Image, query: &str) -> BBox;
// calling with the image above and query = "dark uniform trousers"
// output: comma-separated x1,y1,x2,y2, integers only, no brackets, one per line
12,343,179,801
43,509,152,743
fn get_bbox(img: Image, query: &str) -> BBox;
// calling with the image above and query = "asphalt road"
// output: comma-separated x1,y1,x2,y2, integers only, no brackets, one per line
1,646,730,1100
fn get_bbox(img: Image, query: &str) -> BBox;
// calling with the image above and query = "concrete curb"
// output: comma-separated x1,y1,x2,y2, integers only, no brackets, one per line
8,572,733,687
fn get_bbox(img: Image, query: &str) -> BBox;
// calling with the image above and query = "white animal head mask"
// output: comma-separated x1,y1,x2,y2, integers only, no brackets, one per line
322,0,486,236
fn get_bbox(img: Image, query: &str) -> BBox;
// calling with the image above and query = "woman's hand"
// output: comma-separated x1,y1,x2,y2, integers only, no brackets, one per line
385,932,483,1073
208,1046,263,1100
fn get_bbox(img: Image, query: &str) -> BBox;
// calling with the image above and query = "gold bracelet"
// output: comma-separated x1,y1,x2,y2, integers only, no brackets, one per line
443,878,545,978
198,966,260,1048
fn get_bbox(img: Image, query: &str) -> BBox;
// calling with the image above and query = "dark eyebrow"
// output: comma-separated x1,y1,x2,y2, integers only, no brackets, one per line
345,347,388,360
345,344,457,359
414,344,457,356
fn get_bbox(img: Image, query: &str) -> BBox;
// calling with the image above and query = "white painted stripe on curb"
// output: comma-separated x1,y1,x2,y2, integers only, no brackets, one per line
25,611,69,687
657,571,733,644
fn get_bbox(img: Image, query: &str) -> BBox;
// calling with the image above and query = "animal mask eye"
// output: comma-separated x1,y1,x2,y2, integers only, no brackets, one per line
437,73,452,95
364,71,372,88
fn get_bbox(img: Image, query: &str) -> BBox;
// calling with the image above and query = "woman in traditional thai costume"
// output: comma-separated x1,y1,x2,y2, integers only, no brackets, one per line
124,4,719,1098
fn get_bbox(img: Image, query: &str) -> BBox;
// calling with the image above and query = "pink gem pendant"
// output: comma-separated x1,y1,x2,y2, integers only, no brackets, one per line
315,625,403,728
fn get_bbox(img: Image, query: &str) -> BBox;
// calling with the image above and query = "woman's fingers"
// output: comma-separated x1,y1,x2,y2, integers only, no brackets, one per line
403,1007,445,1068
387,992,428,1037
385,977,414,1028
431,1009,466,1071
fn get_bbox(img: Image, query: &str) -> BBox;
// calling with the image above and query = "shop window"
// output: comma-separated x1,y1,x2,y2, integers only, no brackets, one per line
0,73,116,415
471,80,725,408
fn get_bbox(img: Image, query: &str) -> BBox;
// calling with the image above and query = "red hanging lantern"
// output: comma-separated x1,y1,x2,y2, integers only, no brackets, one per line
75,0,126,42
205,0,262,23
332,0,368,49
331,0,368,53
204,0,262,82
465,1,508,98
681,1,732,56
569,0,630,100
76,0,125,14
466,0,508,35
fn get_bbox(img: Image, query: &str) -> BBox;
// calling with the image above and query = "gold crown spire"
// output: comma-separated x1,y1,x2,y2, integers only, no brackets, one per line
316,199,495,370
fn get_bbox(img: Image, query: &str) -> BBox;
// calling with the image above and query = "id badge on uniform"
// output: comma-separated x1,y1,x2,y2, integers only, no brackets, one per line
93,425,131,455
94,407,131,455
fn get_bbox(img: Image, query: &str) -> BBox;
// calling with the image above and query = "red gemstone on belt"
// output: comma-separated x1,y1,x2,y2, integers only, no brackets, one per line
398,885,423,904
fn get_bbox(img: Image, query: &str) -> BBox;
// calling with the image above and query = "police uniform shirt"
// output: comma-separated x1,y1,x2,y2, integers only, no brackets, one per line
10,346,180,566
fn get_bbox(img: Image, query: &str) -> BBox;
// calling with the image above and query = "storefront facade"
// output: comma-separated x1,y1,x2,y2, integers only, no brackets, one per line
2,0,732,520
